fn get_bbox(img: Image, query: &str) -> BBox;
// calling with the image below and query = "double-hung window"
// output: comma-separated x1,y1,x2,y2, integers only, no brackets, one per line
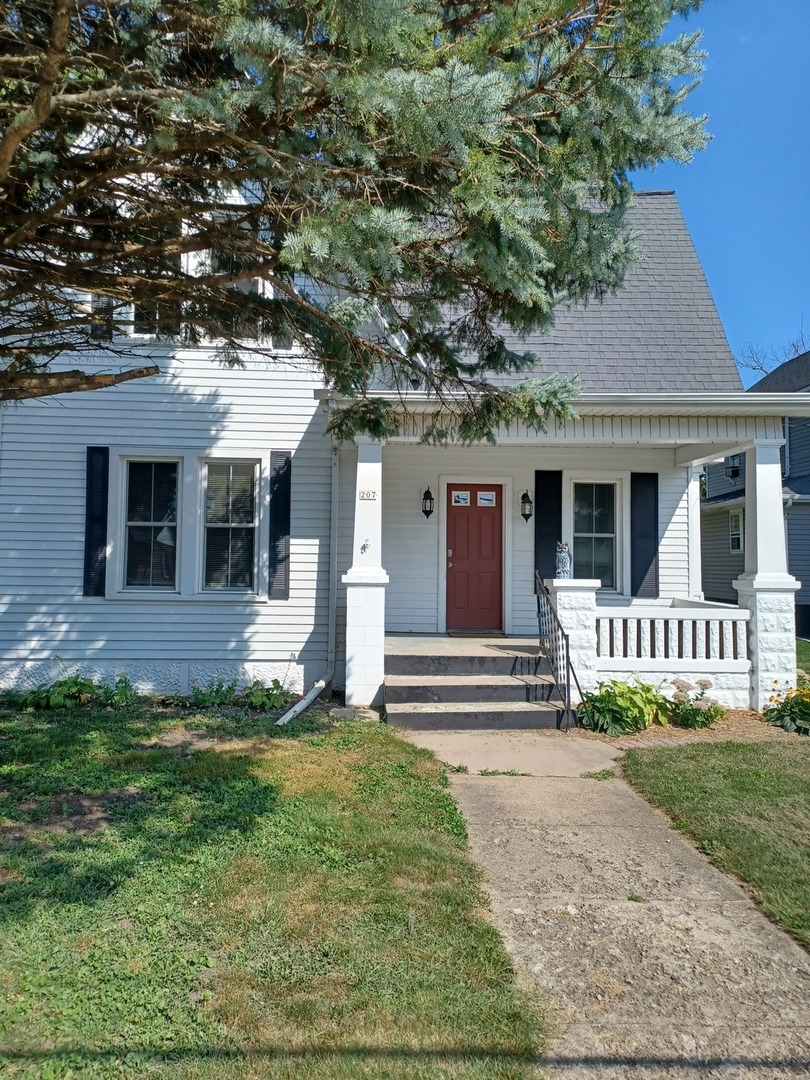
125,461,179,588
204,462,257,589
573,482,616,588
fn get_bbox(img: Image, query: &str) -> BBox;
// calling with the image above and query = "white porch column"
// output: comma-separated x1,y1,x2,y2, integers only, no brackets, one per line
342,437,388,707
544,579,600,700
733,440,799,710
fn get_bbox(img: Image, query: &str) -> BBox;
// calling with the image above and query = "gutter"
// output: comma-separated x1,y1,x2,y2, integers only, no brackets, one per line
276,444,339,726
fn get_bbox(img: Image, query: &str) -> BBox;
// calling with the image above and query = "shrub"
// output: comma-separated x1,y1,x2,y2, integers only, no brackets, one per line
240,679,292,711
190,677,240,708
8,674,99,710
97,674,140,708
669,678,724,729
578,678,671,736
764,683,810,736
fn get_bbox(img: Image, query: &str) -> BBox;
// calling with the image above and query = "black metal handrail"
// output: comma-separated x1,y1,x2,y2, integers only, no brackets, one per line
535,570,583,732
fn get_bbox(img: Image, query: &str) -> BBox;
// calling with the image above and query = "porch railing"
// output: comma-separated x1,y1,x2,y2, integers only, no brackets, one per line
535,571,583,731
595,603,751,672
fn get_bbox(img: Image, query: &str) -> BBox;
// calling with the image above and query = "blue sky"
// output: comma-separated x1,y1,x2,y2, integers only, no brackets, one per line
633,0,810,385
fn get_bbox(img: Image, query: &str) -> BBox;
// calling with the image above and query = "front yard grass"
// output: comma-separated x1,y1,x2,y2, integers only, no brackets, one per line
797,636,810,672
623,740,810,947
0,705,545,1079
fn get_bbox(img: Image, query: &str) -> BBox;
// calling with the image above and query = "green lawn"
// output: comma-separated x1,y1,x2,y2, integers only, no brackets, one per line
0,706,545,1079
623,740,810,946
797,637,810,673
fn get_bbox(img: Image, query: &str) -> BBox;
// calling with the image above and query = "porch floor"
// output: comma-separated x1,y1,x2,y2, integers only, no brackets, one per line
384,634,540,657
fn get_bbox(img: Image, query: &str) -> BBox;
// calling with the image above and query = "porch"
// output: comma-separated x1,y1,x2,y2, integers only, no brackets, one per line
335,394,806,712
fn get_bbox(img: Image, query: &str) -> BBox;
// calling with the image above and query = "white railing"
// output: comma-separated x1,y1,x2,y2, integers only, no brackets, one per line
595,603,750,672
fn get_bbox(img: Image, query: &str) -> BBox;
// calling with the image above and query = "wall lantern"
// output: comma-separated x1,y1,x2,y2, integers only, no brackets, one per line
421,488,435,519
520,491,534,522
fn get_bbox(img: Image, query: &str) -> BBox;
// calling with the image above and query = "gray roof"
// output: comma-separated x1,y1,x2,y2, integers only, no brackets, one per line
490,190,741,392
750,351,810,393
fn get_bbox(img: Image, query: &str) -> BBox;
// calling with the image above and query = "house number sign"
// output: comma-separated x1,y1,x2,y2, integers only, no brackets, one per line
359,490,378,500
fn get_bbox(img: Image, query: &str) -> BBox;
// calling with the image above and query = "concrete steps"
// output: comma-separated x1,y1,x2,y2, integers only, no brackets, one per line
383,638,564,729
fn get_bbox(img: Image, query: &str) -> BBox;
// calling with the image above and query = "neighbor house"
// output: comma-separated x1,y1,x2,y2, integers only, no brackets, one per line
702,350,810,636
0,191,806,719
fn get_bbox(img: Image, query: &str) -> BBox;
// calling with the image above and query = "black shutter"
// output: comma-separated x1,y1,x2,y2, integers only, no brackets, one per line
630,472,659,598
83,447,109,596
534,470,563,587
269,450,292,600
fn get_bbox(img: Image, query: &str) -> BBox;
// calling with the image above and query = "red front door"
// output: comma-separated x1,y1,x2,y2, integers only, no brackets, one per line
446,484,503,631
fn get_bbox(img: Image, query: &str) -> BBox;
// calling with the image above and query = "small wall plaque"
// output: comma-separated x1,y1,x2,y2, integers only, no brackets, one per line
359,490,377,500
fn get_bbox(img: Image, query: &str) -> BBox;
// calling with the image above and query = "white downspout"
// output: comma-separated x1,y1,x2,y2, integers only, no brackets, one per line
276,443,339,726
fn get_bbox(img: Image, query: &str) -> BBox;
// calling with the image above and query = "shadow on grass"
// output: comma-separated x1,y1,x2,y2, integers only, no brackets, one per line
0,703,320,923
1,1044,808,1073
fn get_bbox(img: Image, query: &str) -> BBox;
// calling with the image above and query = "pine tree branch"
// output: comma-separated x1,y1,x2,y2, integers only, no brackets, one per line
0,365,159,401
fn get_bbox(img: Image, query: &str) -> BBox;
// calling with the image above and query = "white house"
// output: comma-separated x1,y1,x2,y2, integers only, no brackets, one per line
0,191,806,716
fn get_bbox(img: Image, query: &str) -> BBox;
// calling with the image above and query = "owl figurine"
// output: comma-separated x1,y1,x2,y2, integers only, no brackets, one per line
555,541,571,579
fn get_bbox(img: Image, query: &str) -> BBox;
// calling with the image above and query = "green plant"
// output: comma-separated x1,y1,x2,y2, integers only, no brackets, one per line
97,674,140,708
764,682,810,735
478,768,531,776
580,768,615,781
191,677,240,708
12,674,99,711
447,764,469,774
578,678,671,736
240,679,292,711
669,678,725,729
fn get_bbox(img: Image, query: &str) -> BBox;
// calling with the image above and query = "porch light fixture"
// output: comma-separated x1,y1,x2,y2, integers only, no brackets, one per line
421,488,435,519
520,491,534,522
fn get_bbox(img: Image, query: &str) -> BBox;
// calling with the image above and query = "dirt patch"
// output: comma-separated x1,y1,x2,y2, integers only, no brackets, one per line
0,785,143,838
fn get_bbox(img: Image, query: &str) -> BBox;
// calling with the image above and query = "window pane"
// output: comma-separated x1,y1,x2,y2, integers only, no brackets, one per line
593,485,615,533
152,463,177,521
127,462,153,522
573,485,594,534
206,463,230,523
230,464,255,523
204,529,230,588
126,525,176,587
573,536,594,580
593,537,615,589
229,528,254,587
204,528,255,589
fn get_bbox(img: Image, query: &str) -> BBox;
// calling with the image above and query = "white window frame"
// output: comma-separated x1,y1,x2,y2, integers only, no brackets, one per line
562,472,629,594
106,448,270,601
729,509,744,553
200,458,261,592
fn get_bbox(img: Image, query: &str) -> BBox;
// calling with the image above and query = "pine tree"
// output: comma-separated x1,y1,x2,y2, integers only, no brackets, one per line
0,1,708,436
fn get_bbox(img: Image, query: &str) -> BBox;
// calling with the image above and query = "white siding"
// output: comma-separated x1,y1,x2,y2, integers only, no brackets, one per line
0,353,333,692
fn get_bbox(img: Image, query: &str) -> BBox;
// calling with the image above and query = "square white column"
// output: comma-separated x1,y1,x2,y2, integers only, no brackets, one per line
343,438,388,707
544,578,600,699
733,440,799,709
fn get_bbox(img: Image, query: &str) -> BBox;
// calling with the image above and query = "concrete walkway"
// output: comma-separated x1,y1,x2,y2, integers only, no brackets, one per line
401,728,810,1080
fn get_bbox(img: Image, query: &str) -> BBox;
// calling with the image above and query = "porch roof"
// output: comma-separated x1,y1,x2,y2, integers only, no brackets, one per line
316,389,810,419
